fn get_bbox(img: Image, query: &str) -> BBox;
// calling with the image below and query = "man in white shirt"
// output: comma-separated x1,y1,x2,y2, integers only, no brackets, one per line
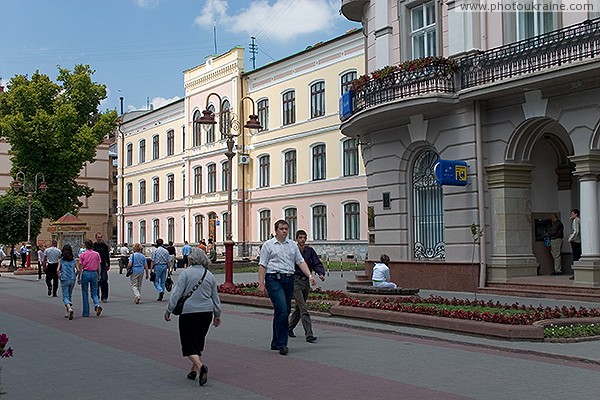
119,243,129,274
44,240,62,297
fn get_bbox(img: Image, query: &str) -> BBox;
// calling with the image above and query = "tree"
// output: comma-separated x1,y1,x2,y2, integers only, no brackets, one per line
0,64,118,220
0,193,44,245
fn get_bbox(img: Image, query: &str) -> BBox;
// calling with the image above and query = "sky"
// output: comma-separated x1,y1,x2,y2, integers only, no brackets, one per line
0,0,360,113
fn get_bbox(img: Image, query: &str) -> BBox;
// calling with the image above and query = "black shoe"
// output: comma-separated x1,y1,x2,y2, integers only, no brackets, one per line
157,292,164,301
187,370,197,380
306,335,317,343
47,288,52,296
95,306,103,316
199,365,208,386
551,271,562,276
279,346,289,355
288,330,296,338
101,299,108,303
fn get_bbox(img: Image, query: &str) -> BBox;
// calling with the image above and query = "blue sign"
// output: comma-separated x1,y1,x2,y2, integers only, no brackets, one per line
339,91,353,121
434,159,469,186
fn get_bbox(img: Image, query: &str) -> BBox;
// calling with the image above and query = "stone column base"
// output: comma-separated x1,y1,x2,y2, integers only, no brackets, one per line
487,255,538,282
572,257,600,287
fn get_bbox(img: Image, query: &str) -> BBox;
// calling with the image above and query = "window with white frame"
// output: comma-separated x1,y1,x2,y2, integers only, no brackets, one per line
344,202,360,240
167,217,175,243
167,129,174,156
152,219,160,243
222,160,229,192
341,71,357,94
167,174,174,200
206,105,215,143
312,205,327,240
410,1,437,58
193,110,202,147
284,150,296,184
282,90,295,126
515,8,557,41
193,166,202,195
126,143,133,166
126,183,133,206
310,81,325,118
153,177,159,202
257,99,269,131
207,164,216,193
152,135,159,160
260,210,271,241
259,155,270,188
139,180,146,204
140,220,146,244
343,138,359,177
195,215,203,243
139,139,145,163
126,221,133,244
285,208,297,240
220,99,231,139
312,144,326,181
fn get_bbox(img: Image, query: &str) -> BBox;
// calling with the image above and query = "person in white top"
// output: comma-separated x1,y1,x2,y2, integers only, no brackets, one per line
44,240,62,297
372,254,397,288
119,243,130,274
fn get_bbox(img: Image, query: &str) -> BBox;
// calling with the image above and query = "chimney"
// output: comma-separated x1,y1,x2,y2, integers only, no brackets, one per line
119,96,124,115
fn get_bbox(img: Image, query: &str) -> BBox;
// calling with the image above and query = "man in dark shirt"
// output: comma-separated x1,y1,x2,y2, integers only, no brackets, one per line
547,213,564,275
288,229,325,343
93,232,111,302
166,241,176,271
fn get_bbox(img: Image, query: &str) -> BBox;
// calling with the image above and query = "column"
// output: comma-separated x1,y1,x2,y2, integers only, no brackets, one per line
485,164,538,282
570,153,600,286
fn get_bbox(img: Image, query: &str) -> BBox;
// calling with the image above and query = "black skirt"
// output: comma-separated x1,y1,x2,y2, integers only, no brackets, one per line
178,312,213,357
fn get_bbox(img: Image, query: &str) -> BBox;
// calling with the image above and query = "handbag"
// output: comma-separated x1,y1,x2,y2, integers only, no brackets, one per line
165,276,173,292
126,266,133,277
150,271,156,282
172,268,208,316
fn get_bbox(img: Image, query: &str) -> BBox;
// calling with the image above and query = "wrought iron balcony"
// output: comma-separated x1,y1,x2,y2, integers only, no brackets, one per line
347,59,457,116
461,18,600,89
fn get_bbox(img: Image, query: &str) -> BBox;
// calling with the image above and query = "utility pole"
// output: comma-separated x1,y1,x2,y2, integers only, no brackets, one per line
249,36,258,70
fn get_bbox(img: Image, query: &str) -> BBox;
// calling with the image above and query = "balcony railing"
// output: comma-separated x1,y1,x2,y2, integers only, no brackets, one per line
350,63,456,115
343,19,600,120
461,18,600,89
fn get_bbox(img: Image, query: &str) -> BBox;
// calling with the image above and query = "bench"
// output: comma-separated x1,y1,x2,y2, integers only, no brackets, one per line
345,285,420,296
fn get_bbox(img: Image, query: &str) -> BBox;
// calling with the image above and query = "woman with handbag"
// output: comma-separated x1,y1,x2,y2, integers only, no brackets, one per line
164,247,221,386
128,243,149,304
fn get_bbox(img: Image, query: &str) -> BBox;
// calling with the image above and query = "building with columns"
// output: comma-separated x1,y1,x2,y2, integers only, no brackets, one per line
340,1,600,291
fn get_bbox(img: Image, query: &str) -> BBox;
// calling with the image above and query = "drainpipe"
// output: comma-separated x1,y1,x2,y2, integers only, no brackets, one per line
475,100,487,288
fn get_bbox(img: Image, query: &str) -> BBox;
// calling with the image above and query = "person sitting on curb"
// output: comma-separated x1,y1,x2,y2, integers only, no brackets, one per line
372,254,397,288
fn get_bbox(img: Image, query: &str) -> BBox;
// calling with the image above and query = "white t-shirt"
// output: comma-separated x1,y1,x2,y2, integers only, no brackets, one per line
44,246,62,264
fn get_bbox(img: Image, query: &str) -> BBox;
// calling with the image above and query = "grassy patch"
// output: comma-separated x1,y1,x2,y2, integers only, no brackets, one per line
544,323,600,339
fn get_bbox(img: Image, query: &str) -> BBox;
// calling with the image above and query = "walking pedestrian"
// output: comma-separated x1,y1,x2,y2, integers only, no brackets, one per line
151,238,171,301
77,239,103,317
166,240,176,271
181,241,191,269
9,244,17,269
92,232,110,302
128,243,149,304
258,220,316,355
43,240,61,297
19,242,27,268
164,247,221,386
119,243,129,274
37,244,45,280
288,229,325,343
58,244,77,320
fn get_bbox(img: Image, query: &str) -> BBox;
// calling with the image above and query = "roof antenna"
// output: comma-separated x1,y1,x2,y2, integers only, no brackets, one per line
249,36,258,70
213,18,218,54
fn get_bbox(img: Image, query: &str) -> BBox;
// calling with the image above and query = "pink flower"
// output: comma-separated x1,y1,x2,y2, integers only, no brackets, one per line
2,347,13,358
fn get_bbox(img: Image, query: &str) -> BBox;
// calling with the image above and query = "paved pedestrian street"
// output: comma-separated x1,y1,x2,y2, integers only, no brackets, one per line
1,270,599,399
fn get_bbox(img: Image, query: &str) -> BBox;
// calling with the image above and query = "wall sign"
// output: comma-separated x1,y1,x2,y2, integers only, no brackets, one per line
434,159,469,186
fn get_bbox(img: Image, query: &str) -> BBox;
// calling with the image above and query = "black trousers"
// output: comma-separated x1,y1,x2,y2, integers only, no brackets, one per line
45,263,59,296
98,263,109,301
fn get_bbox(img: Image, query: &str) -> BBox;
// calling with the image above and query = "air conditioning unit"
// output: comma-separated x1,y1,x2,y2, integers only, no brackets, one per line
238,154,250,165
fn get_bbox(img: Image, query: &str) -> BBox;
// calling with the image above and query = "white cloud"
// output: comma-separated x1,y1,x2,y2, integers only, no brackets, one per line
195,0,339,42
133,0,161,8
127,96,181,112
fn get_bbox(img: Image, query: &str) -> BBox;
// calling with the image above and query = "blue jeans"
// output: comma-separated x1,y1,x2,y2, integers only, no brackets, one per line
61,279,75,306
81,270,100,317
153,264,168,293
265,273,294,349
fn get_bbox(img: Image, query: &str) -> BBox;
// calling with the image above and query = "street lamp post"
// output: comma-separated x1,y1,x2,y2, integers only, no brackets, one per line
197,94,261,289
11,171,47,268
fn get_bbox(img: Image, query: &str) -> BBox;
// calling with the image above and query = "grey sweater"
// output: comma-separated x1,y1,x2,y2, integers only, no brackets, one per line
166,265,222,317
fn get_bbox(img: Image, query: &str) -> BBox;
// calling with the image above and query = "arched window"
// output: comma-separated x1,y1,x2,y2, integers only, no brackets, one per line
138,139,146,163
310,81,325,118
260,210,271,241
126,143,133,166
167,174,175,200
206,105,215,143
312,205,327,240
139,180,146,204
126,183,133,206
195,215,203,243
284,150,296,184
344,202,360,240
343,138,359,177
193,166,202,195
166,129,175,156
259,155,270,188
139,220,146,244
167,217,175,243
152,135,159,159
285,208,297,240
126,221,133,244
220,99,231,139
312,144,326,181
412,150,444,260
193,110,202,146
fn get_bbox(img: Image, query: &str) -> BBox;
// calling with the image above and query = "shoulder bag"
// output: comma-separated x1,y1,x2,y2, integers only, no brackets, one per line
172,268,208,316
